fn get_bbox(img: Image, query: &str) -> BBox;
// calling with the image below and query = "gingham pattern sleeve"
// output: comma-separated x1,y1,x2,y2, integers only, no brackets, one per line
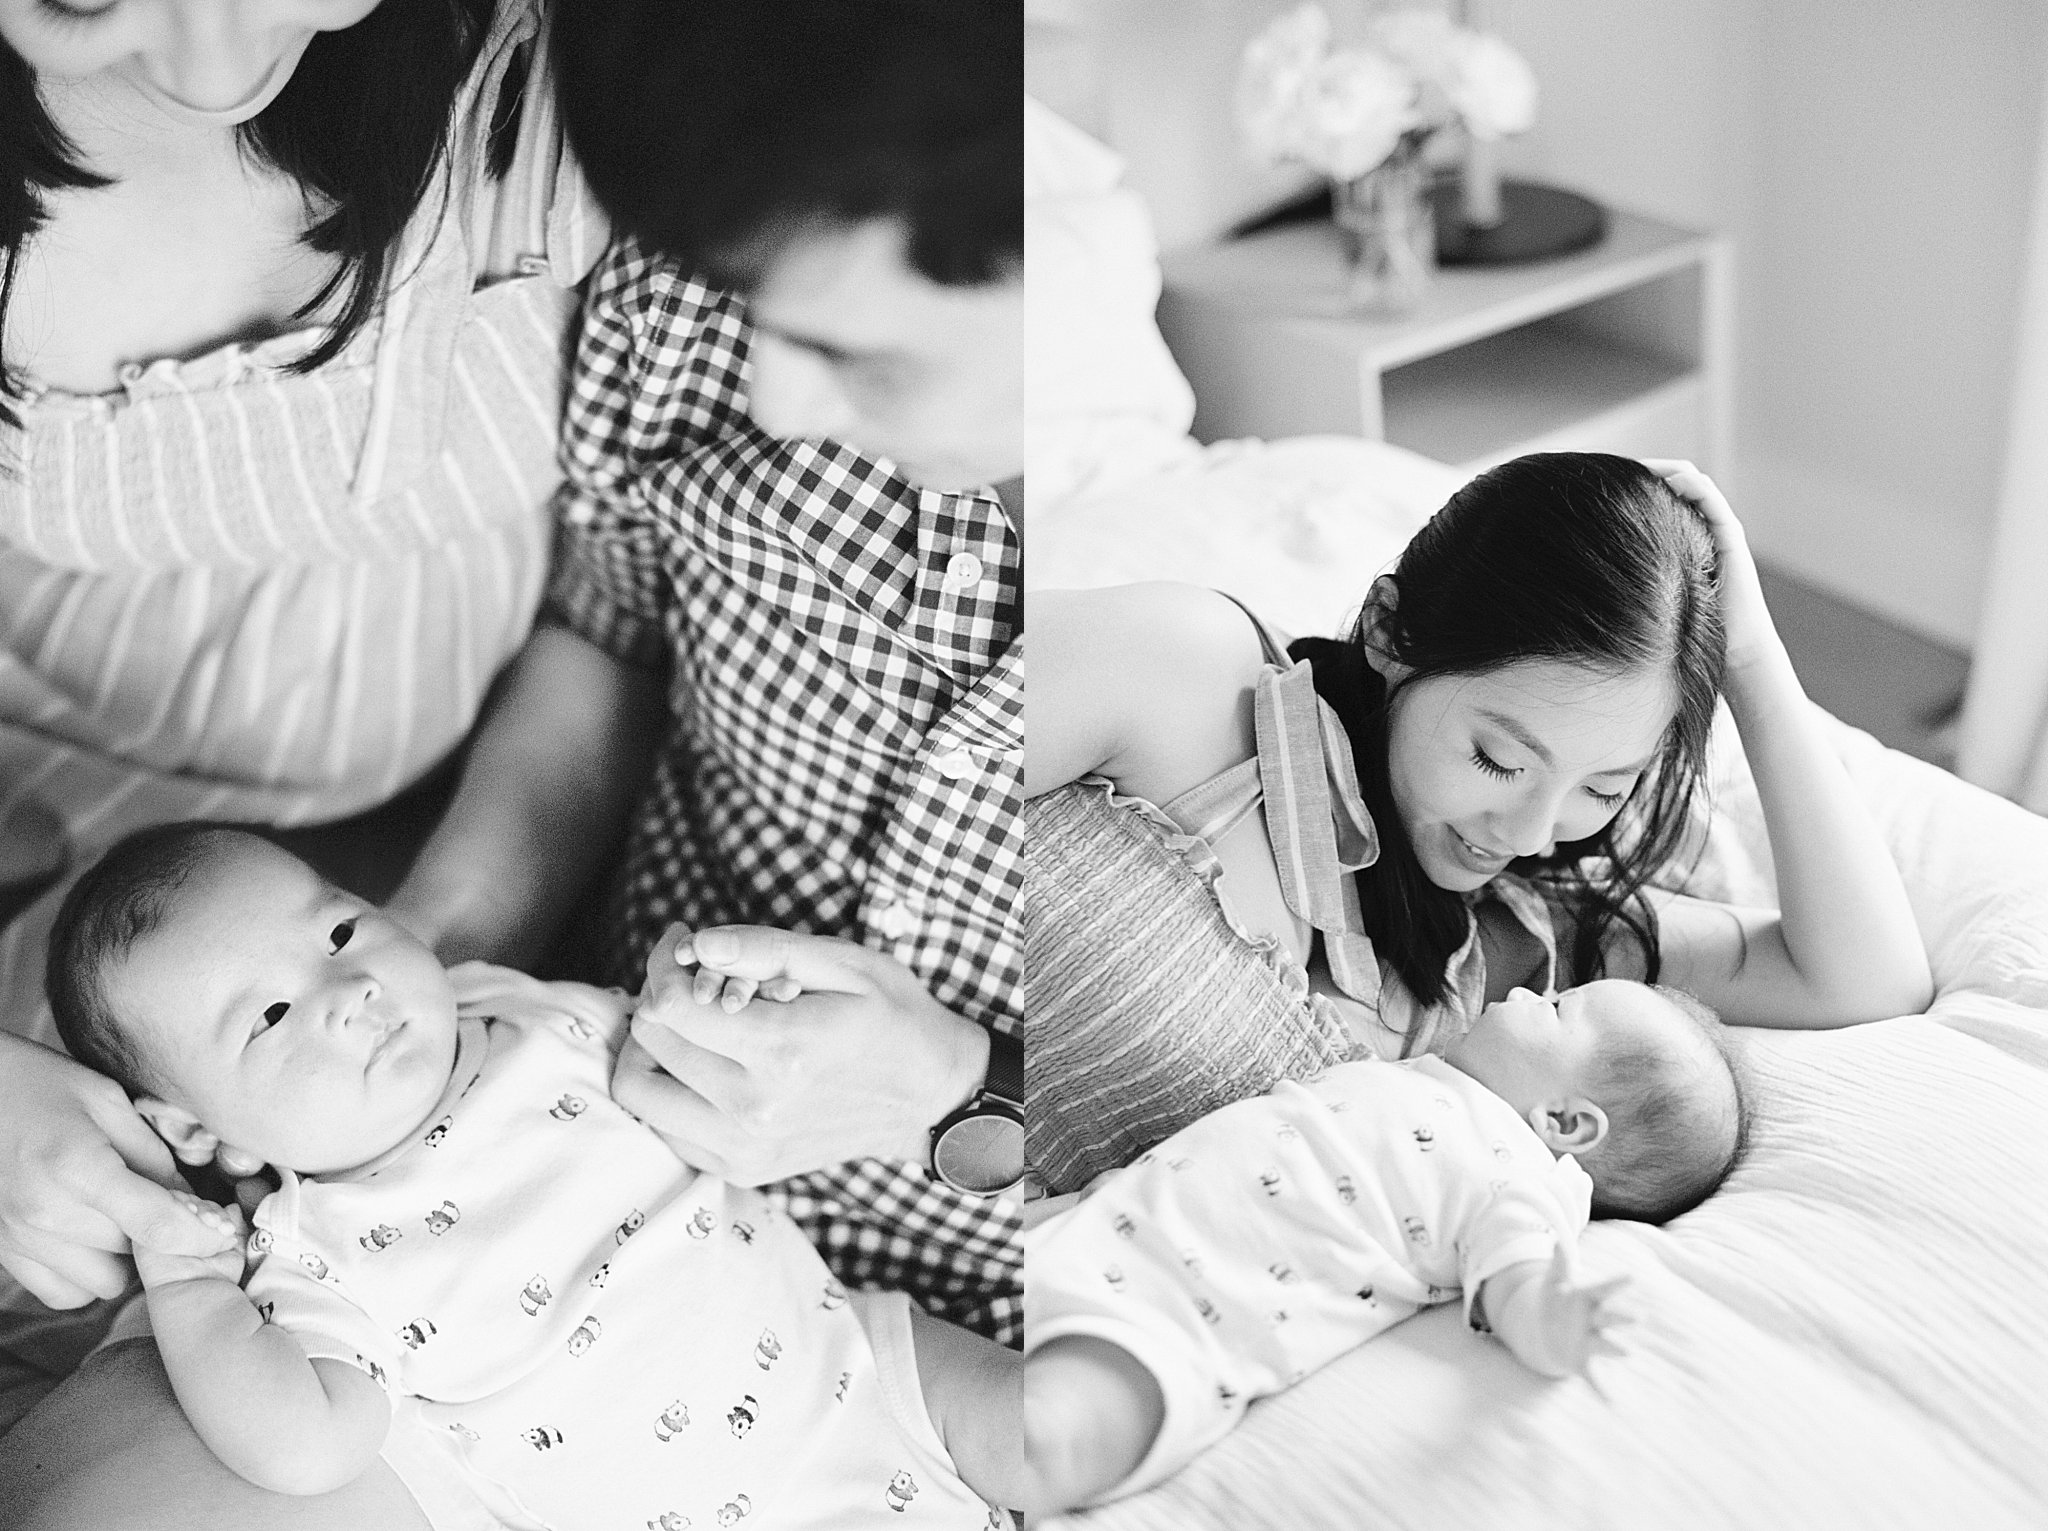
540,239,1022,1344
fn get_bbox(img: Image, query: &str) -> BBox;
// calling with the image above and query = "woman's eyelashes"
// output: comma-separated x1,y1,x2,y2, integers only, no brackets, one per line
36,0,117,28
1470,745,1519,781
1473,743,1632,809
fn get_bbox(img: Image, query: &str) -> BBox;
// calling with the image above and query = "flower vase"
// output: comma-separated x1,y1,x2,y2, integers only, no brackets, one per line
1331,147,1434,316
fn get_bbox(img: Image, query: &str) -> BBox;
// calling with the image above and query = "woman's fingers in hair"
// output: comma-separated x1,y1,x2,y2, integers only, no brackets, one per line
1640,458,1742,534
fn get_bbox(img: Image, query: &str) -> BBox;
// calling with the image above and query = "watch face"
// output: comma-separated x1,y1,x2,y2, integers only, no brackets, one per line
934,1113,1025,1196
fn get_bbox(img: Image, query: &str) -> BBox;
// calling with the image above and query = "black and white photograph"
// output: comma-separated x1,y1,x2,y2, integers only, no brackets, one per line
0,1,1022,1526
1022,2,2048,1528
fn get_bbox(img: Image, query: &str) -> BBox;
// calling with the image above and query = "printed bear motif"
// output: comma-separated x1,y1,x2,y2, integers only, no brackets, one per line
885,1471,918,1513
399,1316,437,1350
731,1220,756,1245
654,1401,691,1441
618,1209,646,1244
520,1276,553,1316
753,1330,781,1370
589,1263,611,1289
425,1201,460,1236
820,1278,847,1310
358,1223,401,1253
646,1514,690,1531
687,1208,717,1240
716,1496,753,1527
424,1117,452,1148
549,1094,586,1122
727,1395,759,1437
521,1426,562,1450
566,1316,603,1357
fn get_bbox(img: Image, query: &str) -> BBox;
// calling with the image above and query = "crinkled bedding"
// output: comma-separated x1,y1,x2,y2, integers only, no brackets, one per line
1030,439,2048,1530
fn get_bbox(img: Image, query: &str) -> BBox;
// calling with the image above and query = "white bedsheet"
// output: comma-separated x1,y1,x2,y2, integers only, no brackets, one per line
1029,442,2048,1531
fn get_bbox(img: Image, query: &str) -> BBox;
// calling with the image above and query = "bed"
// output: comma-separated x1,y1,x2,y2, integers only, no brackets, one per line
1026,96,2048,1531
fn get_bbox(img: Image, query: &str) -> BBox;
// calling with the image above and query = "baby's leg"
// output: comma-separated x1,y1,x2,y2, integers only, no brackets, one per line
901,1305,1021,1507
1022,1334,1165,1515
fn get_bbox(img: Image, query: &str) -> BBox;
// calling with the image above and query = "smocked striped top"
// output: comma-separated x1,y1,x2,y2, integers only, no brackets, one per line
0,0,605,1047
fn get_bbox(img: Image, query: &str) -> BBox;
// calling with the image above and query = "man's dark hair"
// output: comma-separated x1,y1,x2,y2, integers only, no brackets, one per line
552,0,1022,290
46,822,268,1100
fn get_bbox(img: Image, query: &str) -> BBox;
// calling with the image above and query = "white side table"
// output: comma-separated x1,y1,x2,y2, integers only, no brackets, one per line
1157,204,1732,478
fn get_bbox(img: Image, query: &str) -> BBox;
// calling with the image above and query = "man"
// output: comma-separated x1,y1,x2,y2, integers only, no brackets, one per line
392,0,1025,1342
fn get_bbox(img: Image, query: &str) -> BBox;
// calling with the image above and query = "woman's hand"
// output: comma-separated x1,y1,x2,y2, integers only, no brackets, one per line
613,924,989,1184
0,1032,241,1306
1642,459,1784,676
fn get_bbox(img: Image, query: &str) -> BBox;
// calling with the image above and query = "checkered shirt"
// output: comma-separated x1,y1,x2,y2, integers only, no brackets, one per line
540,239,1022,1344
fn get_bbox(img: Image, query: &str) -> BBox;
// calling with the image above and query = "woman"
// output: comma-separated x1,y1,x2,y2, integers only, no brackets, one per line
1026,454,1932,1191
0,0,625,1523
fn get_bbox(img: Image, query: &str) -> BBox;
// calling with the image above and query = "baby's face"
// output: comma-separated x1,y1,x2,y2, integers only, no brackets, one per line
105,836,459,1175
1446,979,1682,1120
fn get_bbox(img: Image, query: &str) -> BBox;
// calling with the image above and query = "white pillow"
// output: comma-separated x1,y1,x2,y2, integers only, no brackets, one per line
1025,97,1201,514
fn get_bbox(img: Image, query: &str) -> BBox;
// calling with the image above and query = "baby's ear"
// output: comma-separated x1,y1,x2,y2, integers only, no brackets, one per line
1527,1098,1610,1156
131,1097,222,1168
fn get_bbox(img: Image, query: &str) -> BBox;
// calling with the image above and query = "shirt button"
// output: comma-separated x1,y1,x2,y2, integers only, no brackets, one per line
932,747,975,779
873,900,919,941
941,552,985,594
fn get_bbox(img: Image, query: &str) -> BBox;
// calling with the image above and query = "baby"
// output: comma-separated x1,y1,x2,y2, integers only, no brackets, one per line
1014,977,1748,1514
45,823,1018,1530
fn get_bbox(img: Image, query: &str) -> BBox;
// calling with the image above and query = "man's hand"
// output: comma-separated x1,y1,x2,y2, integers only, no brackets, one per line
0,1032,242,1306
613,924,990,1185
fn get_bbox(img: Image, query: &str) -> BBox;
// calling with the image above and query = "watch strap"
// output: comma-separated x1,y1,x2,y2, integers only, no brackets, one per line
980,1025,1023,1111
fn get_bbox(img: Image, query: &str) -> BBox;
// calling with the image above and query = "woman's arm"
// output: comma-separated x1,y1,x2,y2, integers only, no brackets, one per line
136,1219,390,1496
1026,584,1267,802
1645,463,1934,1028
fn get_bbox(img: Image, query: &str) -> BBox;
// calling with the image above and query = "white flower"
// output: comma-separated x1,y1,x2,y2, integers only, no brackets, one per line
1240,3,1536,174
1299,48,1418,181
1448,33,1538,141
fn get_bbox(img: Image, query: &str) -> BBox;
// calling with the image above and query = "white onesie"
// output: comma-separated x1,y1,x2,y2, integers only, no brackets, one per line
243,963,997,1531
1025,1054,1593,1500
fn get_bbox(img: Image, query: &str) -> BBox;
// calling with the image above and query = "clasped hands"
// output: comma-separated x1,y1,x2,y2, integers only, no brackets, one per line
611,923,992,1186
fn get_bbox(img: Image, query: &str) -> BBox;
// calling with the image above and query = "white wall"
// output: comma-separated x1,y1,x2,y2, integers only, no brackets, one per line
1036,0,2048,651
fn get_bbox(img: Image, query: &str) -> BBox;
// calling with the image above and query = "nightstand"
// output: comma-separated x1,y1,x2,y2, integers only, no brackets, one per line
1156,204,1732,477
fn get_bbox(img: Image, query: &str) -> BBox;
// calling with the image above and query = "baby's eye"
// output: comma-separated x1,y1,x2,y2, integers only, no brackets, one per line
256,1001,289,1036
328,919,357,954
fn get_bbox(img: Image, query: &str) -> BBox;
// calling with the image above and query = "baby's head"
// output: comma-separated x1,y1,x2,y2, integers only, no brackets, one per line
1442,978,1747,1222
47,824,460,1177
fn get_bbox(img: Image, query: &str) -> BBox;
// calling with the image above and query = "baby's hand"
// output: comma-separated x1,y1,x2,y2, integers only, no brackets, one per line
1482,1243,1631,1379
133,1193,247,1291
649,923,806,1015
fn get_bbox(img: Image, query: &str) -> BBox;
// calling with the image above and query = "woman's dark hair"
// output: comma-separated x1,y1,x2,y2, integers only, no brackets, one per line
2,0,500,428
552,0,1022,291
1291,453,1725,1018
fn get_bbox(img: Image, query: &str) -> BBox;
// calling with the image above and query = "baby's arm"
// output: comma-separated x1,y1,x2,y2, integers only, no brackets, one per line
903,1304,1024,1511
1473,1243,1629,1378
136,1196,390,1495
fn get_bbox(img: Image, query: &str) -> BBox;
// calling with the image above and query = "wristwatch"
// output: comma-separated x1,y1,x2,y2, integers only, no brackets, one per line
930,1026,1024,1197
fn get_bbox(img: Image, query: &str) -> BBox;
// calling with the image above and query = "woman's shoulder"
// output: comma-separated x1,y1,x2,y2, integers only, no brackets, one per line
1030,584,1273,800
1035,583,1273,681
